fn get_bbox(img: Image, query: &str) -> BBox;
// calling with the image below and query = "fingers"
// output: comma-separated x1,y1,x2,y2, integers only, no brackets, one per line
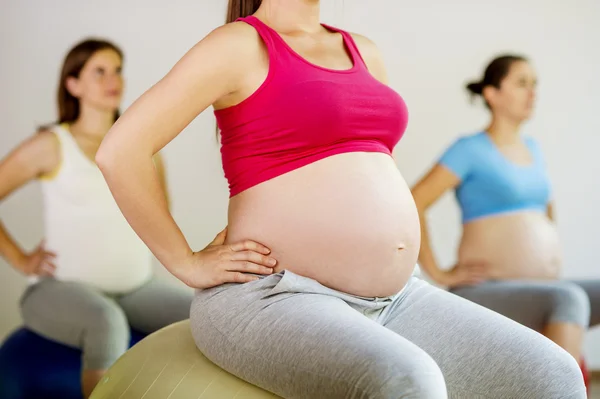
226,260,275,275
223,272,261,284
225,248,278,275
230,240,271,255
454,266,486,287
463,270,487,286
230,250,277,267
38,261,57,277
39,252,57,276
469,269,487,281
465,261,488,271
459,261,488,280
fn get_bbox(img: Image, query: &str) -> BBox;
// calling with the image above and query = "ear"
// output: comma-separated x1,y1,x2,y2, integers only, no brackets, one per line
482,85,497,108
65,76,81,98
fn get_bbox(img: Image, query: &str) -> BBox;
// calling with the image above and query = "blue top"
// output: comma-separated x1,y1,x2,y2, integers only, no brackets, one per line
439,132,551,223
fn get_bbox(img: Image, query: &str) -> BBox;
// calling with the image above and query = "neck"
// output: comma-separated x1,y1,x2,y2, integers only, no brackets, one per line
485,115,522,144
70,104,115,142
257,0,321,33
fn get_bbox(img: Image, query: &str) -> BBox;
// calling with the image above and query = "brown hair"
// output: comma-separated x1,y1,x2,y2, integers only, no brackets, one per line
57,38,124,125
226,0,262,23
466,54,527,109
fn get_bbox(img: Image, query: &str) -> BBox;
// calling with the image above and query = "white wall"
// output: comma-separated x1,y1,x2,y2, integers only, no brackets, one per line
1,0,599,366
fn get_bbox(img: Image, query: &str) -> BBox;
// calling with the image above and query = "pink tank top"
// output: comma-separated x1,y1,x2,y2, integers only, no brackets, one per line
215,16,409,197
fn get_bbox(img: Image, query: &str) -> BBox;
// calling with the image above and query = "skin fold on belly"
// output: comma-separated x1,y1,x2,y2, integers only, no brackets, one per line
226,152,421,297
458,211,562,280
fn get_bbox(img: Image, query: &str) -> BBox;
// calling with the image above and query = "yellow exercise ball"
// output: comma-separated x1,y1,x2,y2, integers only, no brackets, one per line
91,320,280,399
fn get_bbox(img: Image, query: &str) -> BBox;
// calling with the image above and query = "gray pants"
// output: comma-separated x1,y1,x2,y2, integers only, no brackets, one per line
451,280,600,331
190,270,585,399
20,276,193,370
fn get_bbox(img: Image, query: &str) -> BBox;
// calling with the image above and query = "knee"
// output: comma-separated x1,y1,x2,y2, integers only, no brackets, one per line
373,352,447,399
91,303,129,336
535,346,587,398
83,304,129,370
508,334,586,398
548,283,590,327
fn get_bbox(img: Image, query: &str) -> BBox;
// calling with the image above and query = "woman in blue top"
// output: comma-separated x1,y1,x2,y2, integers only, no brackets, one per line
412,55,599,366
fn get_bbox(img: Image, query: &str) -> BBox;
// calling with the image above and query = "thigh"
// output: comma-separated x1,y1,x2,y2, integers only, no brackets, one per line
191,273,446,399
383,278,586,398
118,276,193,334
451,280,586,331
570,279,600,327
20,278,125,350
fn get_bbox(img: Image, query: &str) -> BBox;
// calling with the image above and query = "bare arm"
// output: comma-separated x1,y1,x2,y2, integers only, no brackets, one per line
153,153,169,209
547,202,554,221
411,164,461,282
96,23,276,287
0,131,59,274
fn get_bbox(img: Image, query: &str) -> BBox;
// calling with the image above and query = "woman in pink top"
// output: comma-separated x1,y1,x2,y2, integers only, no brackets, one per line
97,1,585,397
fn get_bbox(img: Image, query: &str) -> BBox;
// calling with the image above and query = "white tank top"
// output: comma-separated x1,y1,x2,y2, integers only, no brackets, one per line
35,124,153,293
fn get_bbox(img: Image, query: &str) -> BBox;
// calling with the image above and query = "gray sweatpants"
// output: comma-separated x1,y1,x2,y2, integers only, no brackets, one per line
20,276,193,370
451,280,600,331
190,270,585,399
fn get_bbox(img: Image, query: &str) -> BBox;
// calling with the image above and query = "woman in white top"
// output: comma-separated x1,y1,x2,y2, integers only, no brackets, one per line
0,38,192,398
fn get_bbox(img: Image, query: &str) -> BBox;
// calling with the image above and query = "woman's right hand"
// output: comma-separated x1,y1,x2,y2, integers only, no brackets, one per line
436,261,487,288
15,240,57,277
176,228,278,290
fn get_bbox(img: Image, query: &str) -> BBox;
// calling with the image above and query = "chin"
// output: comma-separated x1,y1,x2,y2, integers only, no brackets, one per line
100,101,121,113
519,109,534,122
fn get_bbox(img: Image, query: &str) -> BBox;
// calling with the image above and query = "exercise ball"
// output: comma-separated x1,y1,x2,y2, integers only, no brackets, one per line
0,327,145,399
91,320,280,399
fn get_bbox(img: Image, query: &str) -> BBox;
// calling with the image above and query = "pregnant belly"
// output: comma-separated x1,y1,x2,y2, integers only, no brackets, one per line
458,211,562,280
226,152,421,297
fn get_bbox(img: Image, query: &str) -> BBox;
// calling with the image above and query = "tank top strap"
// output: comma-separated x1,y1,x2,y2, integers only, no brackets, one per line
321,24,368,71
50,123,95,169
49,123,68,140
51,123,77,153
237,16,287,66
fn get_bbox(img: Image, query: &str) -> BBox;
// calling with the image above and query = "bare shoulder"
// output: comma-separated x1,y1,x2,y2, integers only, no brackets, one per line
26,129,61,175
198,21,268,106
349,33,380,57
210,21,259,40
349,33,388,84
0,128,60,188
201,21,264,59
24,129,60,159
171,21,264,75
175,21,266,93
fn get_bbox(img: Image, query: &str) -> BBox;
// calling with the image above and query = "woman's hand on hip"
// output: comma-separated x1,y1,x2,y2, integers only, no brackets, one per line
15,240,57,277
176,227,277,289
437,261,488,288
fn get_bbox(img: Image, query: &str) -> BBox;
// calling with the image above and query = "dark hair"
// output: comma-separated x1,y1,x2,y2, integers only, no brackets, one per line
227,0,262,23
466,54,527,107
57,38,124,125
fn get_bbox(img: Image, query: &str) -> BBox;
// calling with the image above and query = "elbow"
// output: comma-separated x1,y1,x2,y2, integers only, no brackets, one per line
95,142,118,174
95,147,110,171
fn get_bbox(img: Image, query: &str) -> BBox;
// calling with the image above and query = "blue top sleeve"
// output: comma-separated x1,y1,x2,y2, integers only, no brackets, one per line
525,136,545,166
438,137,472,180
